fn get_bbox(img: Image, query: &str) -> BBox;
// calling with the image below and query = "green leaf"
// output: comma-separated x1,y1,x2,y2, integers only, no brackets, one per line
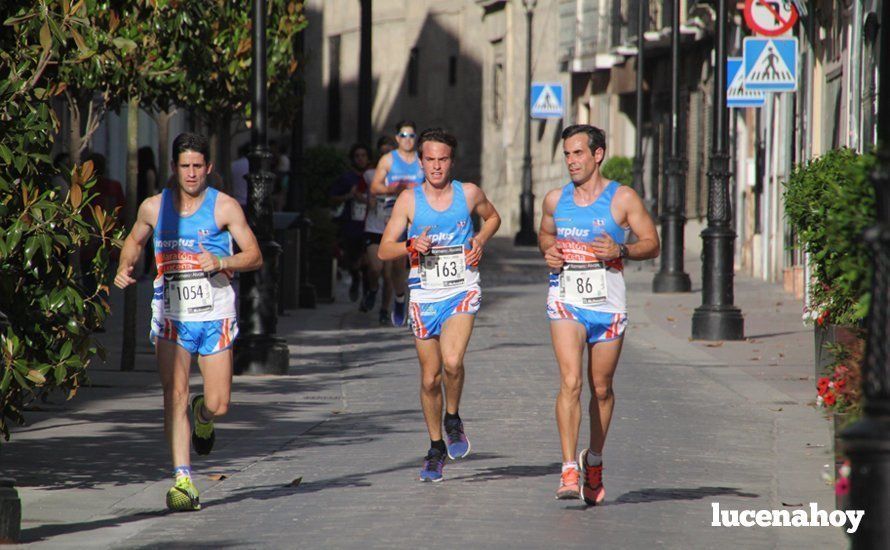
39,21,51,52
0,144,12,165
112,37,138,52
25,369,45,385
54,365,66,383
0,370,11,393
23,236,40,266
59,340,72,360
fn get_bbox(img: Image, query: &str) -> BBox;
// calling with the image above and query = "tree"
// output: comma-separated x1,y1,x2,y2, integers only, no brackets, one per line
1,0,121,442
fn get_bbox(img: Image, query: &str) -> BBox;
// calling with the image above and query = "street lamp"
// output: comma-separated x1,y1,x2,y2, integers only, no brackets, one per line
632,1,647,205
652,0,691,293
514,0,537,246
691,0,744,340
841,4,890,546
234,0,289,375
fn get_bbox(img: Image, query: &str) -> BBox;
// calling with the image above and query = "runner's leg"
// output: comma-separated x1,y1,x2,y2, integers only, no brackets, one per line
197,348,233,420
157,339,193,468
439,314,475,415
415,336,444,442
586,337,623,453
551,320,587,463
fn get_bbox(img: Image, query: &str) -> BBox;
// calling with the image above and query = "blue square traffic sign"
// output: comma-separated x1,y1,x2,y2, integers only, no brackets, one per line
743,37,797,92
727,57,764,108
530,83,564,119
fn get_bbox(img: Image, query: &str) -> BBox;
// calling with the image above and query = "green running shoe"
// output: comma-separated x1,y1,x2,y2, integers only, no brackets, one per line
191,394,215,456
166,476,201,511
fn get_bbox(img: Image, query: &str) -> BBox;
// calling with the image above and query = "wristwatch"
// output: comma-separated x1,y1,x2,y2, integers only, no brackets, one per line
618,243,629,259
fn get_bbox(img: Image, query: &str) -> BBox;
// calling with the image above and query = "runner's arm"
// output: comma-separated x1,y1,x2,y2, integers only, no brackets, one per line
215,194,263,272
538,189,564,269
465,183,500,246
618,186,660,260
114,197,158,288
377,190,412,260
370,154,398,196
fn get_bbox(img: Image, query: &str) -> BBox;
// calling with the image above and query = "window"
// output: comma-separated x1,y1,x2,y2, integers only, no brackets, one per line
327,35,341,141
493,61,504,127
408,47,419,97
448,56,457,86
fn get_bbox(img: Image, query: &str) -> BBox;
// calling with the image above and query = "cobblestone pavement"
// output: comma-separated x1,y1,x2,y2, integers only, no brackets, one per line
7,239,845,548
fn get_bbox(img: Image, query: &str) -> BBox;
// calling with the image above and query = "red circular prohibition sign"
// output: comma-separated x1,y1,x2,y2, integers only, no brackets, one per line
744,0,798,37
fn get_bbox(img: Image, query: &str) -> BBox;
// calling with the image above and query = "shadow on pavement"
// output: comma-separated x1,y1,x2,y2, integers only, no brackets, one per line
610,486,759,505
449,461,560,483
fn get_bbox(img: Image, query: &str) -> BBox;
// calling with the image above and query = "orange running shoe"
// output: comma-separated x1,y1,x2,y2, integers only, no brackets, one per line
556,466,581,500
579,449,605,505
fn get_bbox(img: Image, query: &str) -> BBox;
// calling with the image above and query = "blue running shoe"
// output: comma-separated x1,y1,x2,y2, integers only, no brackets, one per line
444,418,471,459
391,297,407,327
419,448,446,482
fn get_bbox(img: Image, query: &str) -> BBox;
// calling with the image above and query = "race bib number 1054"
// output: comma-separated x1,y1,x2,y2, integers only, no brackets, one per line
163,271,214,315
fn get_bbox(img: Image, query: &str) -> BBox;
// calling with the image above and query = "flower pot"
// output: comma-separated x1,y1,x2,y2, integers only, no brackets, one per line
832,412,854,512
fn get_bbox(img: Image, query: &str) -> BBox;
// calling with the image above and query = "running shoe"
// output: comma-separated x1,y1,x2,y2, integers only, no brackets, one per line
419,447,446,482
166,476,201,511
579,449,605,505
379,308,390,326
555,467,581,500
359,290,377,312
191,394,215,456
391,298,407,327
444,418,471,459
349,276,361,302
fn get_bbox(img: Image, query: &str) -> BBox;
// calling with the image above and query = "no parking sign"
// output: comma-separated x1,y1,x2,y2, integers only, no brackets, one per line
743,0,798,37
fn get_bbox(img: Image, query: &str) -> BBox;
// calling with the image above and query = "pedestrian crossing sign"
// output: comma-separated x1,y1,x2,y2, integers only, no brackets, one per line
727,57,765,108
530,83,564,119
743,37,797,92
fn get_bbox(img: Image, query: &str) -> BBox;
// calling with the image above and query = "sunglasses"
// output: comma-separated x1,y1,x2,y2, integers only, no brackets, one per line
397,132,416,139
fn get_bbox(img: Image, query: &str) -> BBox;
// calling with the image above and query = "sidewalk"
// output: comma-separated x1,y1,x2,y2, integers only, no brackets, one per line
2,238,845,548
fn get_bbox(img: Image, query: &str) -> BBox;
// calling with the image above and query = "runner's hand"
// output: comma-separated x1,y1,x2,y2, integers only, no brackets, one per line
591,233,619,260
198,243,221,273
466,236,483,266
414,227,432,255
544,243,565,269
114,265,137,289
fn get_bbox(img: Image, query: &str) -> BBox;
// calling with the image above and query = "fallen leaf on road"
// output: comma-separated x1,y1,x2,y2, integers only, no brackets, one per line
705,342,724,347
782,502,803,507
750,357,761,361
806,443,826,448
208,474,227,481
779,353,785,358
288,477,303,488
747,338,760,343
769,407,783,412
667,316,675,322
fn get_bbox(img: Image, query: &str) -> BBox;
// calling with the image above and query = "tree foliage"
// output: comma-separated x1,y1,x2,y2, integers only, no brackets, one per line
1,0,122,442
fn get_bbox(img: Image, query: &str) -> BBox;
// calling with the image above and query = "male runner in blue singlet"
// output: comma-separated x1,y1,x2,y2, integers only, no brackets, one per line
379,128,501,482
370,120,426,326
114,133,262,511
539,125,659,504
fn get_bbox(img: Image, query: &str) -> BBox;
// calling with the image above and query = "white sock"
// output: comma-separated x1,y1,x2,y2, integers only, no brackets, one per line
585,451,602,467
562,461,578,473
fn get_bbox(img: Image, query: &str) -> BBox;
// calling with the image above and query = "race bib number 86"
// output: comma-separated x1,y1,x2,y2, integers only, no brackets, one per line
559,262,607,306
164,271,214,315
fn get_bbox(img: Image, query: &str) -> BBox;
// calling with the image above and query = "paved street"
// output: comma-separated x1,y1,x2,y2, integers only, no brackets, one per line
4,239,845,548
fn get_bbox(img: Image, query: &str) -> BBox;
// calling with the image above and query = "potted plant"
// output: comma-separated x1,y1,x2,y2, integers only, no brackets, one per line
784,148,876,381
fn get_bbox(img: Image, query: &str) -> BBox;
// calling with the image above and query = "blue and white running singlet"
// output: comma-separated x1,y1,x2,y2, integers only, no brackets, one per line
407,180,480,303
547,181,627,314
151,187,236,324
366,150,425,233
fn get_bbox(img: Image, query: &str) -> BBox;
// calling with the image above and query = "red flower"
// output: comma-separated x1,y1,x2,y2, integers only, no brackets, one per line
817,310,830,326
823,392,837,406
817,377,831,394
836,476,850,496
835,378,847,390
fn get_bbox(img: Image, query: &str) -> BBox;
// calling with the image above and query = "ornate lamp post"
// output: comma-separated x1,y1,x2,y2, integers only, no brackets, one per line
514,0,538,246
652,0,691,293
234,0,289,374
842,4,890,545
357,0,372,146
691,0,744,340
632,0,647,205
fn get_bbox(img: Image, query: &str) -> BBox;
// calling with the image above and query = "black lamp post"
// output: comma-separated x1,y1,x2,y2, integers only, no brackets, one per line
652,0,691,293
632,0,647,205
691,0,744,340
514,0,537,246
841,4,890,546
234,0,289,375
357,0,372,146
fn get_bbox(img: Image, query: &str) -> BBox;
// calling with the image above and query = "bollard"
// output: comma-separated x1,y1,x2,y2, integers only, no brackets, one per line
0,479,21,544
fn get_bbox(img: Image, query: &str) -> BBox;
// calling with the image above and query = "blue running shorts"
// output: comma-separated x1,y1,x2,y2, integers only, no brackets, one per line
547,299,627,344
150,318,238,355
409,287,481,340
